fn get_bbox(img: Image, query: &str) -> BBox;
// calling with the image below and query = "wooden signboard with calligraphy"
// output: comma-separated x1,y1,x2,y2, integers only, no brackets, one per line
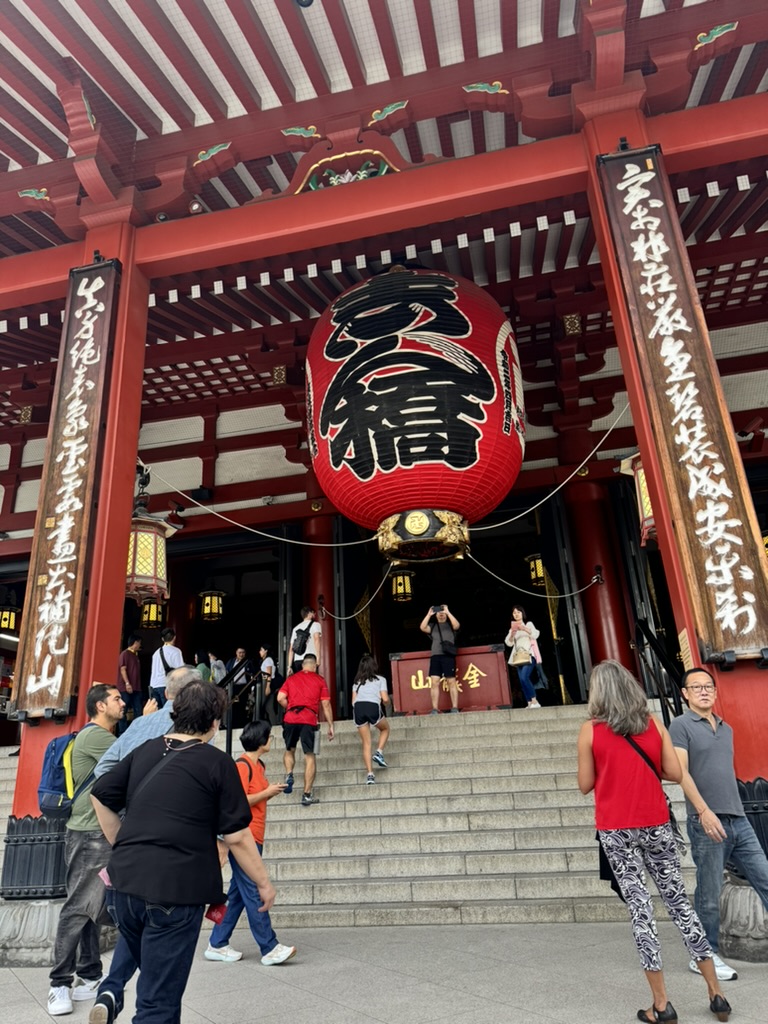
12,260,121,718
390,646,510,713
598,148,768,662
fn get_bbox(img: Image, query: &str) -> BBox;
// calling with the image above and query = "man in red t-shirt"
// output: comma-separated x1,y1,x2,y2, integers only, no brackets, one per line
277,654,334,806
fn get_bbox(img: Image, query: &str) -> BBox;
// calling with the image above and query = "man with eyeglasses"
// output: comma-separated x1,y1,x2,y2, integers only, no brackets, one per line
669,667,768,982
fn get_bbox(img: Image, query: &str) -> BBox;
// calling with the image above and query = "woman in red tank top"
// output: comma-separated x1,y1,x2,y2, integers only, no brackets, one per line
577,661,730,1024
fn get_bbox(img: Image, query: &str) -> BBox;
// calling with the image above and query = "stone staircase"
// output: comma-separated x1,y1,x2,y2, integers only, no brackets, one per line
0,706,694,927
240,706,694,929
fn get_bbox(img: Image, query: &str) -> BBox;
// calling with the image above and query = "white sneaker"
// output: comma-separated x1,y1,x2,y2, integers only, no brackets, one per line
688,954,738,981
527,700,541,709
261,943,297,966
48,986,73,1016
72,977,102,1001
204,943,242,962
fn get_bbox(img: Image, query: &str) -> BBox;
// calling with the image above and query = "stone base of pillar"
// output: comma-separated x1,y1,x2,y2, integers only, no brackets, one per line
719,871,768,963
0,900,117,968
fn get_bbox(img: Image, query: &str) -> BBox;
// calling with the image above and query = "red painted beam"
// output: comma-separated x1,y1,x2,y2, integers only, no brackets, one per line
0,240,83,307
653,93,768,173
134,134,588,277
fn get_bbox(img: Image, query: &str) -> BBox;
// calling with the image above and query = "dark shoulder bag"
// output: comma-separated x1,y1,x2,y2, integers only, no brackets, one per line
435,620,457,657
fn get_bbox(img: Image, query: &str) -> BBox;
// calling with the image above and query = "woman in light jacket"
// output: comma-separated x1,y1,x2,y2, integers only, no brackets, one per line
505,604,542,709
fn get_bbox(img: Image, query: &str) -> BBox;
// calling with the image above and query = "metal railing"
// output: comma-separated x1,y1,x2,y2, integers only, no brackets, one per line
634,618,684,726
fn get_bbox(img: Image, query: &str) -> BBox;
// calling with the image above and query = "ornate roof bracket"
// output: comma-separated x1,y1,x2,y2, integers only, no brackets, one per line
513,0,696,138
571,0,644,129
58,79,122,205
248,111,427,202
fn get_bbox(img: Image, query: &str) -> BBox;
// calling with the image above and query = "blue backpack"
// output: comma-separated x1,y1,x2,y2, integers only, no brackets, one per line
38,725,95,819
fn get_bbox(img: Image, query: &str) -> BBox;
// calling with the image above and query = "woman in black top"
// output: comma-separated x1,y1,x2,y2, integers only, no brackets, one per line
92,681,275,1024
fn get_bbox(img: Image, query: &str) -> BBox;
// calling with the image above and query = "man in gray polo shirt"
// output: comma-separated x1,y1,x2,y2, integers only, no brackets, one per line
669,666,768,982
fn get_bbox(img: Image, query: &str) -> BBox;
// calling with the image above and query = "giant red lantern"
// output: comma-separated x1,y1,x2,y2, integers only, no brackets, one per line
306,268,526,560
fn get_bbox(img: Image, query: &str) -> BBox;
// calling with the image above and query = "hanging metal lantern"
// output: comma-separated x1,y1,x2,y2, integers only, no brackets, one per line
199,590,225,621
126,468,172,604
141,599,165,629
391,570,415,602
0,605,20,634
619,453,656,546
525,554,546,588
306,268,526,562
126,518,170,604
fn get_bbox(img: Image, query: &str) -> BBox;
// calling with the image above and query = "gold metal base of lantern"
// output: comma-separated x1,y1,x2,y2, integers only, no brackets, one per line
377,509,469,562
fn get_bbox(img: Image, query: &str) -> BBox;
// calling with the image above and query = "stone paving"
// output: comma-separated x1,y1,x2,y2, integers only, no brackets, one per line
4,920,766,1024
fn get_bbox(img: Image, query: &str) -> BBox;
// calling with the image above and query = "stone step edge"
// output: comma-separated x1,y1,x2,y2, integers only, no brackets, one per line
264,867,694,887
262,896,671,927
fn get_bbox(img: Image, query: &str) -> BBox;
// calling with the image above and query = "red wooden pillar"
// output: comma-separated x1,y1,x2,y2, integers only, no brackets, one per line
583,112,768,781
303,515,337,714
564,480,634,669
12,223,149,816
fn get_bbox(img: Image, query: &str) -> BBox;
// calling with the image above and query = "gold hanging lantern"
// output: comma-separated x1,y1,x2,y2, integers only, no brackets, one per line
126,518,170,604
141,599,165,629
199,590,225,621
391,569,415,602
525,554,545,588
619,453,656,546
126,467,173,604
0,606,20,634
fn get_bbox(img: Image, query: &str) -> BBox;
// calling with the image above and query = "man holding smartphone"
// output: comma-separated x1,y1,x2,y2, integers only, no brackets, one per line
419,604,461,715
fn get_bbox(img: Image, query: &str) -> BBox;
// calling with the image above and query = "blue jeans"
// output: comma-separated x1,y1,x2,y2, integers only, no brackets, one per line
210,848,277,956
50,829,111,987
150,687,166,708
98,889,138,1017
117,691,144,736
109,890,203,1024
688,812,768,952
516,659,536,702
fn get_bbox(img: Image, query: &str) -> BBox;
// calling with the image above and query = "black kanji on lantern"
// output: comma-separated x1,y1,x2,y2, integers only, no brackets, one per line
319,273,496,481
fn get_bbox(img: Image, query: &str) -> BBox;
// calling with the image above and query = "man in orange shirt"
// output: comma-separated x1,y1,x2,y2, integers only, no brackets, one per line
204,720,296,966
277,654,334,806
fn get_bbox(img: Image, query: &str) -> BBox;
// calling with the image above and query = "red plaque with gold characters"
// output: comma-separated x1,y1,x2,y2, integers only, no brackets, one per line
12,260,121,718
390,646,510,713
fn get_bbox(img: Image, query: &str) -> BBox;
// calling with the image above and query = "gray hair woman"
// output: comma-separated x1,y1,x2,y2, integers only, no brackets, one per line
577,660,730,1024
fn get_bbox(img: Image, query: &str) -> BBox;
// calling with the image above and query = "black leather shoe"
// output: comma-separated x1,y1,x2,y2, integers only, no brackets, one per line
710,994,732,1022
637,1002,677,1023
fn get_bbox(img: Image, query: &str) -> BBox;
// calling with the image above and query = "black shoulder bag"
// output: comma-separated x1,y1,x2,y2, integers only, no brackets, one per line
435,619,457,657
624,734,688,857
159,646,171,674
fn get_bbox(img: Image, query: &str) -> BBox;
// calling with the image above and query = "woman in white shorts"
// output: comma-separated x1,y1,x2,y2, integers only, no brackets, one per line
351,654,390,785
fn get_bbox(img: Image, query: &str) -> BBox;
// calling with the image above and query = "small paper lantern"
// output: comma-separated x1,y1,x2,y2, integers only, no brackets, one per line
200,591,225,621
306,268,526,560
391,570,414,602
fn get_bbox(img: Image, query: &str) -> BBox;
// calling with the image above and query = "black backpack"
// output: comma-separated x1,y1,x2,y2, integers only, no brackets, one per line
292,624,312,658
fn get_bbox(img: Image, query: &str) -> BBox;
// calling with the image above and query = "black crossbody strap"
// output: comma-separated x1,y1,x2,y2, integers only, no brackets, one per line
128,747,182,808
624,734,661,779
